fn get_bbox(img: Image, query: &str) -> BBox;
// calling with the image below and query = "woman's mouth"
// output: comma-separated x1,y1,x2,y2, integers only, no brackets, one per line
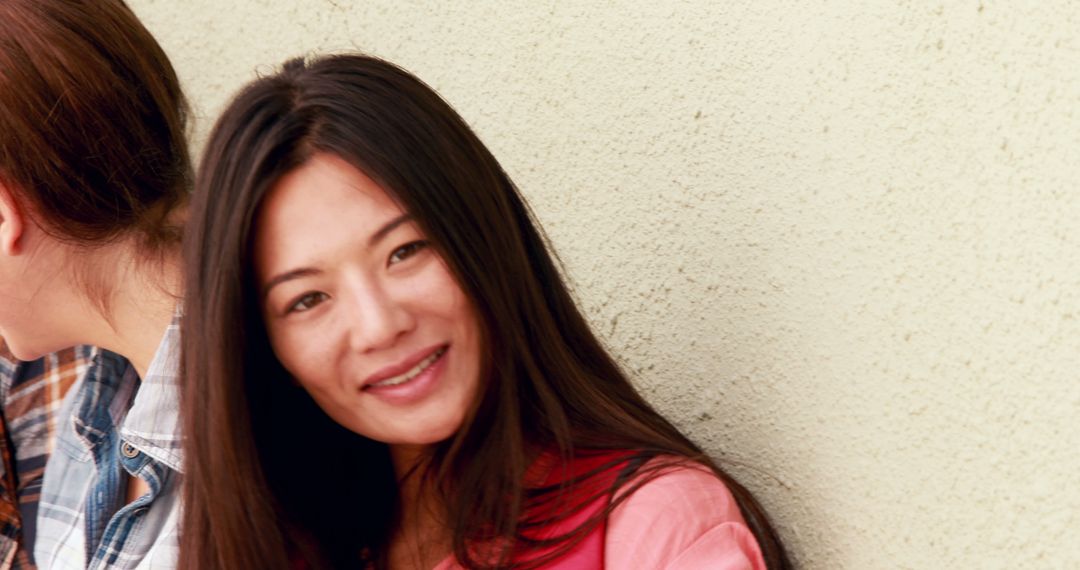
364,346,447,390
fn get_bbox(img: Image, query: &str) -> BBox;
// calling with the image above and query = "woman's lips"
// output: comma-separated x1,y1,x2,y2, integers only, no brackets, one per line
361,343,447,388
364,346,446,389
361,345,449,406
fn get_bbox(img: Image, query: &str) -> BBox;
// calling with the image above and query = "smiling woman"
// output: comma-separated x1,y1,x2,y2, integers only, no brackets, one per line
181,54,790,570
253,154,483,453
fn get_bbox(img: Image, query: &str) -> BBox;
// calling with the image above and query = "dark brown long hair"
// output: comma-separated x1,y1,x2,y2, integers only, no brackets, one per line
0,0,190,252
181,54,789,569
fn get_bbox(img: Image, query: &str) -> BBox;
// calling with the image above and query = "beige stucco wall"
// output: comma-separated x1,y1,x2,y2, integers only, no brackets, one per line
127,1,1080,567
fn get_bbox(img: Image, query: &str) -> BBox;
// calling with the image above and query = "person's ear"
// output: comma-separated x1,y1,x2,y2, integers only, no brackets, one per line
0,181,26,256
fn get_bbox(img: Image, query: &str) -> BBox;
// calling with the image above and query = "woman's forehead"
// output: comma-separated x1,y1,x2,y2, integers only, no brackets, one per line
251,154,405,275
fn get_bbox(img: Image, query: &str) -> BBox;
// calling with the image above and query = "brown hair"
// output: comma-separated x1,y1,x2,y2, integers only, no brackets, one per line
0,0,190,252
181,54,789,569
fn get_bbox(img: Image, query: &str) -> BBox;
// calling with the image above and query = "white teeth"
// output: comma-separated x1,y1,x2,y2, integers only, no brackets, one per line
369,348,445,388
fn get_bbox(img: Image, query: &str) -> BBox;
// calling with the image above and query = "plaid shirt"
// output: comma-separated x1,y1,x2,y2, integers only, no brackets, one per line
34,318,182,570
0,343,95,570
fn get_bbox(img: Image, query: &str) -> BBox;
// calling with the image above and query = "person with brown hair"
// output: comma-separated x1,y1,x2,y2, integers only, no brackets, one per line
182,53,790,569
0,0,191,567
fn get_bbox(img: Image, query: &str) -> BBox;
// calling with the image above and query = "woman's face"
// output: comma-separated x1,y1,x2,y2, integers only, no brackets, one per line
253,153,483,448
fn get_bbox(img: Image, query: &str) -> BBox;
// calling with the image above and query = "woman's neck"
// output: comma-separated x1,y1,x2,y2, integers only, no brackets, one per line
391,444,439,531
71,243,182,378
389,444,451,569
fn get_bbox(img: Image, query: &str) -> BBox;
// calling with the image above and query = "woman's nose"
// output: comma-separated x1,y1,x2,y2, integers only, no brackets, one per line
343,280,415,353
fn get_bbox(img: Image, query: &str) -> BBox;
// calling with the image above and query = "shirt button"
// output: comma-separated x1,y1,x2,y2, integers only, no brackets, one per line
121,441,139,458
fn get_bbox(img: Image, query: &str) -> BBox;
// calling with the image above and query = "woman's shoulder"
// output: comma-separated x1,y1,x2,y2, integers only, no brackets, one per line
604,457,766,570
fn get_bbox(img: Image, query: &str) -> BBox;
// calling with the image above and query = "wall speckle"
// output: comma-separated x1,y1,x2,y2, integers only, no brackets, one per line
128,1,1080,567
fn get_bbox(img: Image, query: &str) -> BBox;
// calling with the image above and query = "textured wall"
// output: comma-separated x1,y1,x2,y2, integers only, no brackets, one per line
127,1,1080,567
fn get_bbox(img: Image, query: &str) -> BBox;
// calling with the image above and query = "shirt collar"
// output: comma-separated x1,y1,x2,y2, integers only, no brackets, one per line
68,350,137,462
119,312,184,473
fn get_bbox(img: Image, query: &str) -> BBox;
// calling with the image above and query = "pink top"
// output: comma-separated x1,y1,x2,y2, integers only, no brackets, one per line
432,461,766,570
603,463,765,569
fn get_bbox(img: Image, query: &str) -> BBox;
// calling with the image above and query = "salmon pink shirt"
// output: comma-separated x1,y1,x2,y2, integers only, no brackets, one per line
432,461,766,570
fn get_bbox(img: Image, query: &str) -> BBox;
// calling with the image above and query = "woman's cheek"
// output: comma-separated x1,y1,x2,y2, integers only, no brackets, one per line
420,260,468,309
309,326,347,381
270,325,321,382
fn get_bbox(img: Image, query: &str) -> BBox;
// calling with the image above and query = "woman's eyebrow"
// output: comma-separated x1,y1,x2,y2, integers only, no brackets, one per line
369,213,413,246
261,214,412,300
262,267,323,300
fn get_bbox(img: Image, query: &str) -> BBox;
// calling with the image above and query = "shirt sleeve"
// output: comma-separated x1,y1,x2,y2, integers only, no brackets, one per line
0,341,89,569
603,461,767,570
0,340,26,568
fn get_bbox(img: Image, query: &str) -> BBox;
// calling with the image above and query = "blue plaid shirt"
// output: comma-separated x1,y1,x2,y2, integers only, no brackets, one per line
34,319,182,569
0,344,93,568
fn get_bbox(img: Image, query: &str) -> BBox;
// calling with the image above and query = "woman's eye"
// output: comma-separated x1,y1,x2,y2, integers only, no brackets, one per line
287,292,328,314
388,240,428,265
